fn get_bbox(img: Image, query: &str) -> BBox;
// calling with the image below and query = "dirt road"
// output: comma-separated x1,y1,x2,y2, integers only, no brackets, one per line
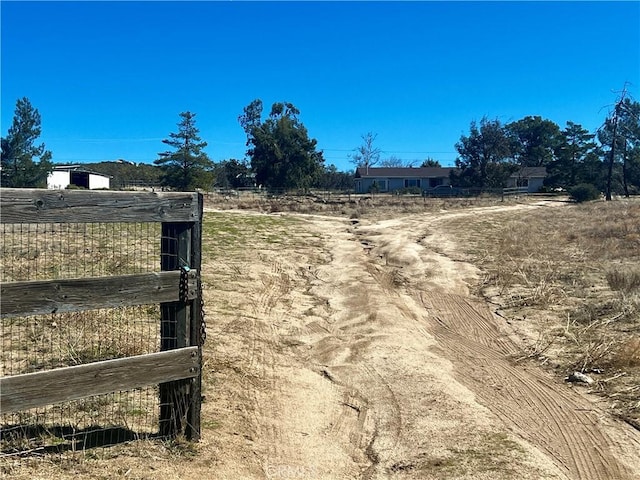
203,202,640,480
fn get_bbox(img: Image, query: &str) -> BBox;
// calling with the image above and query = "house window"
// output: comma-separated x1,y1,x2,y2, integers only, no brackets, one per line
429,178,443,188
404,179,421,188
376,180,387,191
517,178,529,187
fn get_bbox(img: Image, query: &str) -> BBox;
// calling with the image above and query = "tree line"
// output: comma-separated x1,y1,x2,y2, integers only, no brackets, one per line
450,94,640,199
2,93,639,198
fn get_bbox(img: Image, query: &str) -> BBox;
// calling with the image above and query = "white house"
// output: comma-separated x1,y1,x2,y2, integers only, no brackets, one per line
47,165,111,190
506,167,547,193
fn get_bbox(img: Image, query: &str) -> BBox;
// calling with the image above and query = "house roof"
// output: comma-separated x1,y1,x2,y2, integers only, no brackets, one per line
355,167,454,178
510,167,547,178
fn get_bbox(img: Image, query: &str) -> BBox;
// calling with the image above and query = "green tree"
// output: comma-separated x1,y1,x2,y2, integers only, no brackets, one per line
547,122,597,188
318,164,354,190
506,116,562,168
1,97,53,187
451,117,515,188
421,158,442,168
212,159,253,189
576,150,606,190
617,98,640,196
239,100,324,190
155,111,214,191
598,95,640,198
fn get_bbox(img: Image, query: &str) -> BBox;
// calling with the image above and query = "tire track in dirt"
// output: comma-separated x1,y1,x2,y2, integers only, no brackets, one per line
355,204,638,479
420,292,636,480
236,239,379,479
204,205,637,480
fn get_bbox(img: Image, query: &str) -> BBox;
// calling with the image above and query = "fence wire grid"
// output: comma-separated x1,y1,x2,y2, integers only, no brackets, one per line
0,222,175,456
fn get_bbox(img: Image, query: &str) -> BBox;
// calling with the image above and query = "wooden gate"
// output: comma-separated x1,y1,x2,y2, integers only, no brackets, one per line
0,188,204,443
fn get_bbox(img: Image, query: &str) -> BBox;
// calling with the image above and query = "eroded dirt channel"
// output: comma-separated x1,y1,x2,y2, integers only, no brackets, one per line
203,203,640,480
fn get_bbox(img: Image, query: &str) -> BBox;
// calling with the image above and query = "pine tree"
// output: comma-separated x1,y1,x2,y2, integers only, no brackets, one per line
1,97,53,188
155,112,214,191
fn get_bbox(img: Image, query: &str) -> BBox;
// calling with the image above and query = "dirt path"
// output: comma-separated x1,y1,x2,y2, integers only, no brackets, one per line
204,202,640,479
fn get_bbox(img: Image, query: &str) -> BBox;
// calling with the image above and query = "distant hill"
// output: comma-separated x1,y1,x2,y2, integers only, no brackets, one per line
58,161,163,189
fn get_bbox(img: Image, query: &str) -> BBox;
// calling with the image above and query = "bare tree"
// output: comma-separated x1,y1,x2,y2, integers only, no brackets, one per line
380,155,405,167
350,132,381,172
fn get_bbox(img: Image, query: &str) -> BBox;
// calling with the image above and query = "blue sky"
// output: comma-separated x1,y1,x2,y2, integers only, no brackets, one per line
2,1,639,171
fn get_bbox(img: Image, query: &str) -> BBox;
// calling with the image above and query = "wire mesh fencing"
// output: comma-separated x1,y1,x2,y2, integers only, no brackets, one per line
0,221,165,455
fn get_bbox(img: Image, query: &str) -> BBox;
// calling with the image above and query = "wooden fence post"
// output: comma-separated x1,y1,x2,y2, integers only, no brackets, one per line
159,192,203,440
186,193,203,440
159,222,191,437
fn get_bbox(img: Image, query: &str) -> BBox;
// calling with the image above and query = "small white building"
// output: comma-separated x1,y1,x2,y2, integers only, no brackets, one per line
47,165,111,190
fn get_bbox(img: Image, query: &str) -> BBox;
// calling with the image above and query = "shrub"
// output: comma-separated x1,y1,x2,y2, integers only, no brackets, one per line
568,183,601,203
396,187,422,195
606,269,640,292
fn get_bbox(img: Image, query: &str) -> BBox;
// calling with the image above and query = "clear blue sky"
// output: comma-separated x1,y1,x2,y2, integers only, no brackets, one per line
2,1,639,171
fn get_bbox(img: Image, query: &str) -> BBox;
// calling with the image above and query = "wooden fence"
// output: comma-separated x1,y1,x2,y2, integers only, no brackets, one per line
502,186,530,199
0,188,204,445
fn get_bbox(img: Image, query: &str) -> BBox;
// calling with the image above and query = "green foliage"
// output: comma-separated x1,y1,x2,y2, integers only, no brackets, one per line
568,183,601,203
546,121,598,189
506,116,562,167
421,158,442,167
396,186,422,195
211,159,253,189
598,94,640,199
452,117,515,188
1,97,53,187
239,100,324,190
155,111,214,191
318,164,354,190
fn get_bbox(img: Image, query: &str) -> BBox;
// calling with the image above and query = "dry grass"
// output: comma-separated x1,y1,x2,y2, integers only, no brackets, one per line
1,222,163,456
4,194,637,476
443,198,640,423
204,190,519,219
606,269,640,293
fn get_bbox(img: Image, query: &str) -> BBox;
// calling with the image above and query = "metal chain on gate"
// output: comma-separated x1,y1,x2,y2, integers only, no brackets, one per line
199,290,207,345
179,265,190,303
179,265,206,346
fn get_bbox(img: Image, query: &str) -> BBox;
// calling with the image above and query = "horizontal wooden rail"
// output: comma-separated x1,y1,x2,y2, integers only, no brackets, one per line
0,270,198,318
0,347,200,414
0,189,200,224
503,186,529,195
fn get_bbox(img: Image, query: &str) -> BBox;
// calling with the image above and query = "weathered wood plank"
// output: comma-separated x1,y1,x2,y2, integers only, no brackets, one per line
186,193,204,440
0,270,198,318
0,347,199,414
0,189,200,224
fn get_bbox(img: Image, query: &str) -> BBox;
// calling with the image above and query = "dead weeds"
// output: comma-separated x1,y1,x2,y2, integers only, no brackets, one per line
443,198,640,424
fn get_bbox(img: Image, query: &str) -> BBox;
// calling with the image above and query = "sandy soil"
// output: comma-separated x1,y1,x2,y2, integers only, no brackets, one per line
6,200,637,480
201,201,640,480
